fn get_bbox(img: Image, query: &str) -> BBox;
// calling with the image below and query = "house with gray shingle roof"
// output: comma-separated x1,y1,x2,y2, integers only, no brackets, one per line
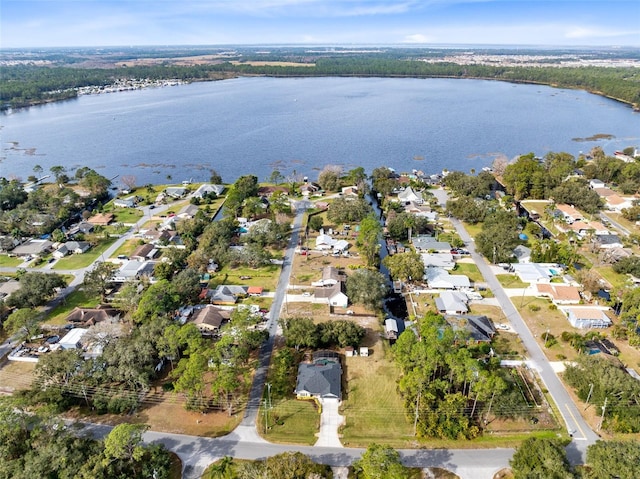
295,355,342,399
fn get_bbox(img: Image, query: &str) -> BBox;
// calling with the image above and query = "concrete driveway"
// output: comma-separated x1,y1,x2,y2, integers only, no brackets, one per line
315,398,344,447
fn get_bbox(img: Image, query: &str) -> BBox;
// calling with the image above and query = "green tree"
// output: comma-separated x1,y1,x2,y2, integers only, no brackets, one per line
209,169,223,184
6,272,66,309
356,213,382,267
475,210,521,263
585,440,640,479
509,438,574,479
308,214,323,232
346,268,387,310
133,279,180,323
317,165,342,192
269,169,283,185
83,262,118,302
383,251,425,283
103,423,149,465
3,308,41,341
353,443,411,479
280,317,318,351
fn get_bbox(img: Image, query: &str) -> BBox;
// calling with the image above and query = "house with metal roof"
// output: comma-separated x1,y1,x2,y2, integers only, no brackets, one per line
208,285,248,304
436,291,469,315
424,268,471,290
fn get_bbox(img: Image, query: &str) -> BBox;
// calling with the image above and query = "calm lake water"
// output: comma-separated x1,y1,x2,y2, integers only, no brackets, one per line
1,77,639,185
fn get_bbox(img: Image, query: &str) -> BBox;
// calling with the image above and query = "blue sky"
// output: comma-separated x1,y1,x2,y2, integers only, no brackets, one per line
1,1,639,48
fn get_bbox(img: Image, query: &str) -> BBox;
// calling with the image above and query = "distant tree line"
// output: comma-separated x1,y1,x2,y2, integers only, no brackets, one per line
2,56,639,110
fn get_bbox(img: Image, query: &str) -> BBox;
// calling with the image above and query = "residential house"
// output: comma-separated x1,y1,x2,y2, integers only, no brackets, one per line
563,220,609,239
11,239,53,257
0,236,20,252
208,285,248,305
295,353,342,400
412,235,451,253
247,286,263,297
397,186,423,204
341,185,358,197
436,291,469,315
535,283,581,305
164,186,187,199
113,196,137,208
595,234,624,250
561,306,612,329
66,221,94,237
312,266,347,287
65,305,122,327
112,260,156,282
130,243,157,261
424,267,471,290
445,315,496,343
421,252,456,270
192,183,225,199
53,241,91,259
87,212,114,226
178,204,200,219
299,183,320,196
315,233,336,250
191,305,231,335
556,204,583,224
513,245,532,263
314,282,348,308
603,194,634,212
589,179,606,189
511,263,557,284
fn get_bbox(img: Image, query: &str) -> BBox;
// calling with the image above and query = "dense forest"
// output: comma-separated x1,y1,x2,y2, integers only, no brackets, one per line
2,47,639,109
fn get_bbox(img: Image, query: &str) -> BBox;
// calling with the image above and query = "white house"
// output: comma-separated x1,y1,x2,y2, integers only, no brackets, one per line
421,252,456,270
424,268,471,289
513,245,532,263
192,183,225,199
113,196,137,208
561,307,612,329
435,290,469,314
397,186,422,204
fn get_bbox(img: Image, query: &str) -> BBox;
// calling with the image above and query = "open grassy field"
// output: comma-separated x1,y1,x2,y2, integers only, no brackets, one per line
257,398,319,445
0,360,36,393
339,325,415,448
453,261,484,283
211,264,281,292
111,238,145,258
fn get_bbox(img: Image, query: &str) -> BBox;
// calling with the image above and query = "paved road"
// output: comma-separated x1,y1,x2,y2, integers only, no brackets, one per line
78,420,512,479
430,187,600,463
239,203,305,427
600,212,631,237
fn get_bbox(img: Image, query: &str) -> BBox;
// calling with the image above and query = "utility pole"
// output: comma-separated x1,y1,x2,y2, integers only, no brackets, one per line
597,396,608,431
263,399,269,434
266,382,272,410
413,390,421,436
584,383,594,410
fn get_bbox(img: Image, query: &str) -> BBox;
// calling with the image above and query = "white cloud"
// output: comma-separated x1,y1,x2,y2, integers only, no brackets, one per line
565,26,640,40
403,33,432,43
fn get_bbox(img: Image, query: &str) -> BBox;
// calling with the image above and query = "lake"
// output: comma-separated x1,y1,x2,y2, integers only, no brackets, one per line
1,76,638,185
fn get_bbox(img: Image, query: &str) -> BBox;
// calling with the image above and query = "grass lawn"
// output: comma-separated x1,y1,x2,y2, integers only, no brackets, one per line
258,398,319,445
45,289,101,325
211,264,281,292
0,361,36,393
495,274,529,289
594,265,628,290
111,238,145,258
105,207,144,224
340,339,415,448
453,262,484,283
0,255,23,267
53,238,118,270
461,221,483,238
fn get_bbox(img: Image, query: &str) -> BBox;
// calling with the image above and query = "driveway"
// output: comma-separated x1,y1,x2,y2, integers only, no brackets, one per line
315,398,344,447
